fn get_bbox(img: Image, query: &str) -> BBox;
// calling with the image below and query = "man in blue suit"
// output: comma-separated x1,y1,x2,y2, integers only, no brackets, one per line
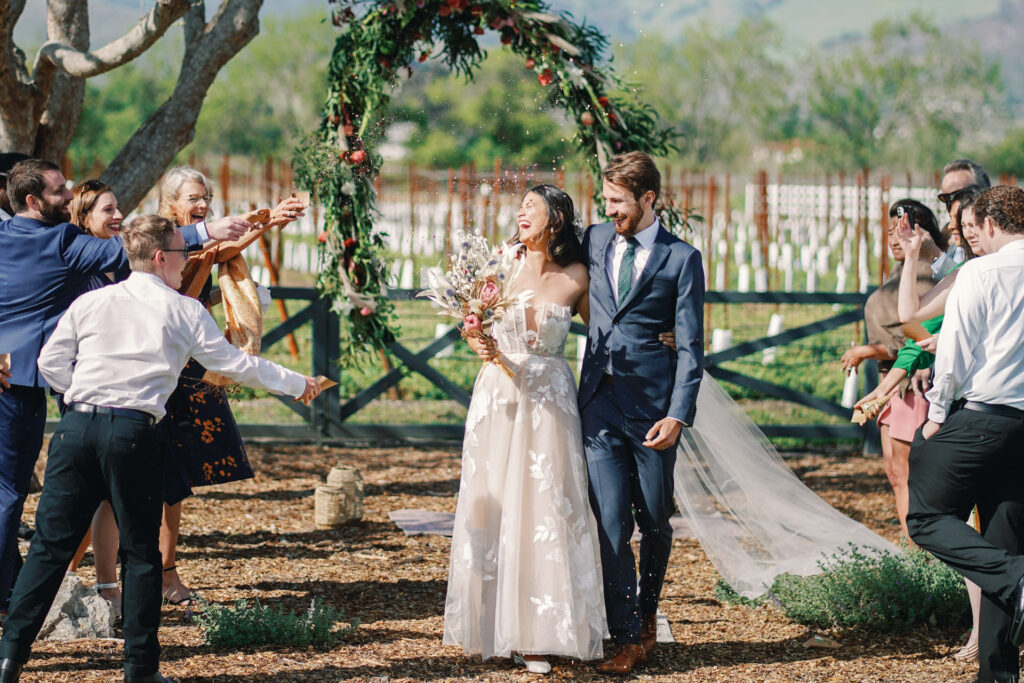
0,158,250,613
579,151,704,675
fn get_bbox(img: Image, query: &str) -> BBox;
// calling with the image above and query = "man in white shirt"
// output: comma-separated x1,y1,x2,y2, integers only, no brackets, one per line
0,215,320,683
907,186,1024,683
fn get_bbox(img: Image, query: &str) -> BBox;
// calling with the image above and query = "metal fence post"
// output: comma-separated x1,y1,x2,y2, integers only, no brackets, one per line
311,295,341,440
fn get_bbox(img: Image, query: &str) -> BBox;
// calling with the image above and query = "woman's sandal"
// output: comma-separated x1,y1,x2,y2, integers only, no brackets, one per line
161,565,205,608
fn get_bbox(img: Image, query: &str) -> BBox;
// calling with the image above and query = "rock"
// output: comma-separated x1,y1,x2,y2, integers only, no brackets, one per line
39,574,116,641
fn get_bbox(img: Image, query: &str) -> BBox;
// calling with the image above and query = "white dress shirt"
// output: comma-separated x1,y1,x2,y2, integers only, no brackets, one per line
38,271,306,420
926,239,1024,423
606,217,661,306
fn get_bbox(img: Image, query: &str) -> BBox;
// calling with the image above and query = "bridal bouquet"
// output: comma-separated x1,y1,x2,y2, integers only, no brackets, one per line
418,230,530,377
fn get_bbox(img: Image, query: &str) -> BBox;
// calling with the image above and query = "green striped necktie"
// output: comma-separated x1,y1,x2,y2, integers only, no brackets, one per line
618,236,639,306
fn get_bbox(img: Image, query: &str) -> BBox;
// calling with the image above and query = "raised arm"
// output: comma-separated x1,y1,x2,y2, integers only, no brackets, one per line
906,270,959,324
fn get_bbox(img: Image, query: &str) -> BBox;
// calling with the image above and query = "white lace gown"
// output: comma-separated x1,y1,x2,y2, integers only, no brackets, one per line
443,302,606,661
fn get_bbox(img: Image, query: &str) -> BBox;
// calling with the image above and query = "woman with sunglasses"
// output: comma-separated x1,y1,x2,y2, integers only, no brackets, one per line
155,167,304,607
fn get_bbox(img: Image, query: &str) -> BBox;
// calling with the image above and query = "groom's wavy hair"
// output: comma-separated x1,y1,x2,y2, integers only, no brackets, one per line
512,184,584,266
602,151,660,202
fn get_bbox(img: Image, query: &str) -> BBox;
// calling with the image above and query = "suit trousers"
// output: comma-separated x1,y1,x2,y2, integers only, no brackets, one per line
0,385,46,610
582,381,676,645
0,410,164,677
907,406,1024,683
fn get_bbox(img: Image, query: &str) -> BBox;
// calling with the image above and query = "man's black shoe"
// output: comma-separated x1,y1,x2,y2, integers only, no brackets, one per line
1010,575,1024,648
0,658,22,682
15,523,31,541
124,672,175,683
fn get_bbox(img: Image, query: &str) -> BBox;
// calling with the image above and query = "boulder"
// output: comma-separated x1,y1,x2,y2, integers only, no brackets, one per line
39,573,116,641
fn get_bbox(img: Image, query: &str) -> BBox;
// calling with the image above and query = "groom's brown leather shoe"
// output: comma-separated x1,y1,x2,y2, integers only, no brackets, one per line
640,614,658,655
598,643,646,674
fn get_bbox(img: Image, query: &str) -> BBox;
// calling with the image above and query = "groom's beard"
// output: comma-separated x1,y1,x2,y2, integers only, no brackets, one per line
612,208,644,236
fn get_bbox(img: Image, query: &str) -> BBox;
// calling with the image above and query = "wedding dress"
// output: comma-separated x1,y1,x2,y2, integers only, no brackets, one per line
443,302,605,661
675,372,900,598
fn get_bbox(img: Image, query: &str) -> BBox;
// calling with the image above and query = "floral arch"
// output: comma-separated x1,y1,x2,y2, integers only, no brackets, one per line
294,0,681,363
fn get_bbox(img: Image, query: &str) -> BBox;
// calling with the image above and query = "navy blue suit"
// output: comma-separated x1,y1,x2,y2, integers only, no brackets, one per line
0,216,203,609
579,220,704,645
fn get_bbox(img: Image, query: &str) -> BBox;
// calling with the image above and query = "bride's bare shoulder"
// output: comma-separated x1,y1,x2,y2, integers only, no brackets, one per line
564,261,589,286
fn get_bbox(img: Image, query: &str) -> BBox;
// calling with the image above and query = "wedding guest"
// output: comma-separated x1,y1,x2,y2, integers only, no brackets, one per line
857,188,989,661
841,199,941,541
908,185,1024,683
0,154,29,220
64,179,125,618
0,214,320,683
935,159,990,274
0,159,127,617
155,166,305,606
0,159,248,617
447,185,605,674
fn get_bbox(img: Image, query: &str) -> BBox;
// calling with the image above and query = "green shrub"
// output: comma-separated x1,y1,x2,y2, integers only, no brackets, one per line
716,544,968,630
196,598,358,648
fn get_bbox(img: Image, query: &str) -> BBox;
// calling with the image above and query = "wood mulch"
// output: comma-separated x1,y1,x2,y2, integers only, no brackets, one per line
17,442,975,682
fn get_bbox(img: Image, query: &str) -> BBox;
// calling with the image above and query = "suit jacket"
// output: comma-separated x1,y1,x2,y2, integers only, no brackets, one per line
0,216,204,388
578,221,705,425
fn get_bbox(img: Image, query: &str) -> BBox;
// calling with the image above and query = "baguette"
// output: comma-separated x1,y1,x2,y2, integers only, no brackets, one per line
202,253,263,387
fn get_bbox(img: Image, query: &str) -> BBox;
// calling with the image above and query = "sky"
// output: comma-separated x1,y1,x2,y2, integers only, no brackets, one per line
11,0,1003,51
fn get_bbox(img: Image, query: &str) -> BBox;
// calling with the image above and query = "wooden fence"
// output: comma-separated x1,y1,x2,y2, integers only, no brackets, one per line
242,287,879,451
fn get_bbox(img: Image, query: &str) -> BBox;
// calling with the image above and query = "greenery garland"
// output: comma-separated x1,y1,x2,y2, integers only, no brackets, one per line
295,0,683,365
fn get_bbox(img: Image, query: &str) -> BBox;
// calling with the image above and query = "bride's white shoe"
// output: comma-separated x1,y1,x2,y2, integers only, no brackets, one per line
513,653,552,674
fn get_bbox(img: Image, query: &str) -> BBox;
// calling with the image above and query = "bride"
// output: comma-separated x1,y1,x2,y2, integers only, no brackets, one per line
443,185,605,673
443,185,898,673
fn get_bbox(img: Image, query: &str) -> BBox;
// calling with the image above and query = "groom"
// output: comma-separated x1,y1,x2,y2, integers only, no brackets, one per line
579,151,704,674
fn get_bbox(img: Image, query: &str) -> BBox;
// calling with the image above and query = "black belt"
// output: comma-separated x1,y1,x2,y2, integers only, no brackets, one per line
67,403,156,426
957,400,1024,420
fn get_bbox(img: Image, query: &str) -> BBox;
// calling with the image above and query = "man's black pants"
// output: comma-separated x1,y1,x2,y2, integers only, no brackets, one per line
907,406,1024,682
0,410,164,677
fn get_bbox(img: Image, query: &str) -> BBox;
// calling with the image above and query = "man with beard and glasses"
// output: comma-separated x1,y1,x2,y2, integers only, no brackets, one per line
0,159,249,616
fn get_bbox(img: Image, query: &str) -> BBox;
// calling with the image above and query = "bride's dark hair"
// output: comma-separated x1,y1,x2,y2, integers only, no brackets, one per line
512,184,584,266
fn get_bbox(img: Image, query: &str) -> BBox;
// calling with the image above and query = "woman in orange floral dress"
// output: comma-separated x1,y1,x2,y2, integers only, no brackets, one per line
156,166,304,605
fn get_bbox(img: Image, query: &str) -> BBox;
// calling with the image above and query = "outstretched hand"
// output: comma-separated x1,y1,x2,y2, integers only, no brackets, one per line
270,197,307,225
644,417,682,450
297,376,322,404
206,216,253,242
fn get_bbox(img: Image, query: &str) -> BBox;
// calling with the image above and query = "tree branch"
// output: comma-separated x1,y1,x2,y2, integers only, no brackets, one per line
103,0,265,211
36,0,191,79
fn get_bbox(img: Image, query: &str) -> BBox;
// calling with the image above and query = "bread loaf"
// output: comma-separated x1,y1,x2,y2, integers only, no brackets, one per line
202,253,263,387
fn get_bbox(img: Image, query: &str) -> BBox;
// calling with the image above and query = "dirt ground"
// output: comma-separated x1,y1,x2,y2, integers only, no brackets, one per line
15,442,976,682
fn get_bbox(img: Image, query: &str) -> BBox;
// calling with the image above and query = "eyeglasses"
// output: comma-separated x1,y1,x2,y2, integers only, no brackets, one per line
182,193,213,205
161,248,190,257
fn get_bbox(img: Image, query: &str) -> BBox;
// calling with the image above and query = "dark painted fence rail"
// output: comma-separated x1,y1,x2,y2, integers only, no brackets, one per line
45,287,878,449
248,287,878,449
